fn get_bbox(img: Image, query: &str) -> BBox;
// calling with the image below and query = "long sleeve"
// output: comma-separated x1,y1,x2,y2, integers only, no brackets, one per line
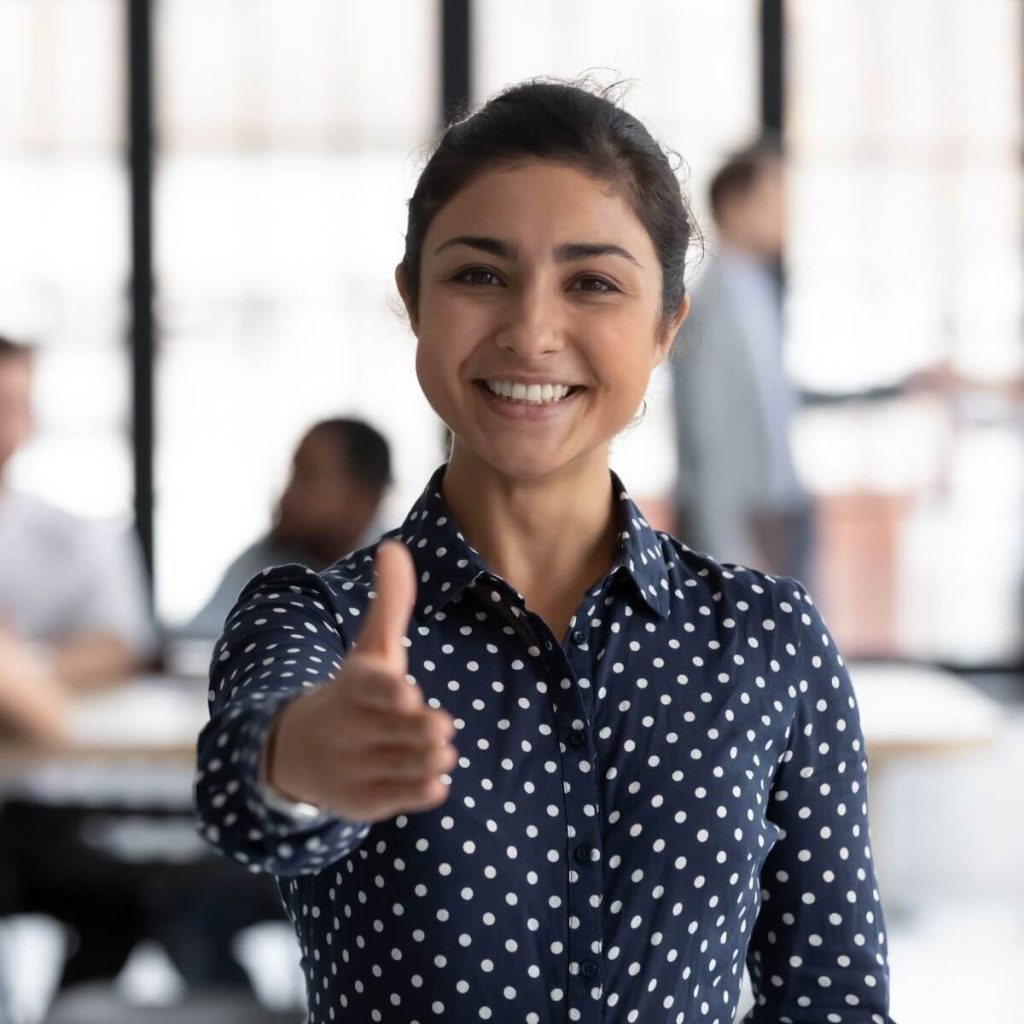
742,587,895,1023
193,562,371,878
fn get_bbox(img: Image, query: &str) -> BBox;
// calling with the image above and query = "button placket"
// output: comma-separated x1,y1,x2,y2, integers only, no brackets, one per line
524,608,603,1020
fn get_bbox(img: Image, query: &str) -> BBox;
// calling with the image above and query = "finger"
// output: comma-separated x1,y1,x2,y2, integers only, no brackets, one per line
364,742,458,782
347,662,425,714
358,708,455,748
354,540,417,675
362,777,450,819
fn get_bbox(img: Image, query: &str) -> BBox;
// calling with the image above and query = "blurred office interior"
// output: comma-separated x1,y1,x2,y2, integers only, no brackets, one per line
0,1,1022,1021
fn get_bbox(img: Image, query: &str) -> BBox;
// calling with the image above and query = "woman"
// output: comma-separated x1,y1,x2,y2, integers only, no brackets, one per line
196,80,895,1024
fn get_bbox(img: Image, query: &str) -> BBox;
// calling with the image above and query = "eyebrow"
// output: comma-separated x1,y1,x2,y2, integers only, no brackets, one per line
432,235,641,267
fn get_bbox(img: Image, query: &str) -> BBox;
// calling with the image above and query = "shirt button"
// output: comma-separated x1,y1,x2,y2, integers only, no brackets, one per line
581,959,598,978
574,844,594,864
569,729,586,747
571,630,585,645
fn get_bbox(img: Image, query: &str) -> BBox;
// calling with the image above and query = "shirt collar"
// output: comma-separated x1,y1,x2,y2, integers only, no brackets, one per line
396,463,672,622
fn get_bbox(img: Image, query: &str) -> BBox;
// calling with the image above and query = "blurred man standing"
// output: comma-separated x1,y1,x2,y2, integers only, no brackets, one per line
0,335,155,741
670,140,813,585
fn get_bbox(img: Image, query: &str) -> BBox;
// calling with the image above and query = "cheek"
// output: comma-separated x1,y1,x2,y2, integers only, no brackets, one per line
414,335,462,426
414,338,444,397
414,300,477,397
587,322,661,396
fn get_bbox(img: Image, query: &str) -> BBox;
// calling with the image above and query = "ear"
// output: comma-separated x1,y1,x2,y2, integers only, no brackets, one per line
654,292,691,366
395,263,419,336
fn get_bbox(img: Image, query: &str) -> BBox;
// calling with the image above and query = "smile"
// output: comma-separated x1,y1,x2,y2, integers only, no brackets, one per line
473,379,586,421
479,379,584,406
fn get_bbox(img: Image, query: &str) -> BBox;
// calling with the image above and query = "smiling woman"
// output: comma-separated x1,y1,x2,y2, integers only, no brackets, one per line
196,79,896,1024
402,159,686,501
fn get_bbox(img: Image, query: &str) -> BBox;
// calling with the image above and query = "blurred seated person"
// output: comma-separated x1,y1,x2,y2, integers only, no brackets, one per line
183,417,392,638
0,335,155,743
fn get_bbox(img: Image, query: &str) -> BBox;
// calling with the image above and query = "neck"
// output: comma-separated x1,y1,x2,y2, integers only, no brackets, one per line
274,527,361,570
719,233,767,263
441,444,618,629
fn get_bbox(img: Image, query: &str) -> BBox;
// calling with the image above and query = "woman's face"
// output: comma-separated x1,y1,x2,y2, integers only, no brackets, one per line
400,162,688,482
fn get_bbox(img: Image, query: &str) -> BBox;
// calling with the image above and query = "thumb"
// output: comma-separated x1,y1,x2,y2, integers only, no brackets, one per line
354,539,417,673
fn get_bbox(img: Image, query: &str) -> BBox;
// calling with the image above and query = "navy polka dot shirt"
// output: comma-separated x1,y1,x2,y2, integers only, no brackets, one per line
196,463,895,1023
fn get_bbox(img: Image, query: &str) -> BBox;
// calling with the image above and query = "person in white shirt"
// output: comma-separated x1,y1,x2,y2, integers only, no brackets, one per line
0,334,156,742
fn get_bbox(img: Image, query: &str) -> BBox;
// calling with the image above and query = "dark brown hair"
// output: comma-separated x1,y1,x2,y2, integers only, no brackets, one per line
0,335,34,363
400,78,697,330
709,135,783,224
309,418,392,493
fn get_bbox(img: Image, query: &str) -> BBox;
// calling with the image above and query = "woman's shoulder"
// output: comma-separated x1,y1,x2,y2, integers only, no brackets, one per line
223,537,388,644
656,532,841,705
319,537,386,597
234,533,388,597
657,529,813,627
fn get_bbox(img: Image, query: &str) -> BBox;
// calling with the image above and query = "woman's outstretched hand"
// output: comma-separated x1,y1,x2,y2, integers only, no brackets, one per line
268,540,458,822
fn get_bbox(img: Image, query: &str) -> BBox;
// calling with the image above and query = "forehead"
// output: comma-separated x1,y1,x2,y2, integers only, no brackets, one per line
425,161,656,261
0,357,32,388
750,160,783,194
296,429,351,472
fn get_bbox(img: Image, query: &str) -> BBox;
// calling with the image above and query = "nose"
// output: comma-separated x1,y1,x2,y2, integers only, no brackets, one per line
495,277,565,359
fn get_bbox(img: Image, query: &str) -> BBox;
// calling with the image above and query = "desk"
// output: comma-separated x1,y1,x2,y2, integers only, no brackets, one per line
0,676,208,808
847,661,1003,917
0,663,1002,794
850,661,1002,762
0,675,285,1017
0,676,206,768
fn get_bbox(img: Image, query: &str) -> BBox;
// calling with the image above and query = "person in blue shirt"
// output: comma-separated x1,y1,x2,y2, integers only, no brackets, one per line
196,79,895,1024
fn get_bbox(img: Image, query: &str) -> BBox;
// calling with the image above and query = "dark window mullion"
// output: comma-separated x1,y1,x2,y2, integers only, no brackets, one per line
760,0,785,135
128,0,156,615
441,0,472,127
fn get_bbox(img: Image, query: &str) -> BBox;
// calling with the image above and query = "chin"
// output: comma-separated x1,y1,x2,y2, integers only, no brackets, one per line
473,438,600,484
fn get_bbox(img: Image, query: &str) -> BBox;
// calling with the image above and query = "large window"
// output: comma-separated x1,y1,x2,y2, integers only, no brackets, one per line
5,0,1022,666
0,0,131,520
154,0,442,625
786,0,1024,663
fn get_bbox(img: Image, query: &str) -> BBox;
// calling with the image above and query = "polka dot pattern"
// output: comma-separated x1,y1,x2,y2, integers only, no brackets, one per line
196,464,894,1023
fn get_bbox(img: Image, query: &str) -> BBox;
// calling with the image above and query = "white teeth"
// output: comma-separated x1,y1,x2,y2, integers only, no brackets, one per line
483,380,575,405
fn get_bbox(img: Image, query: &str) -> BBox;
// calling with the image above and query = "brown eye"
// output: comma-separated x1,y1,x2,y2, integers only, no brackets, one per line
572,276,617,293
454,268,503,286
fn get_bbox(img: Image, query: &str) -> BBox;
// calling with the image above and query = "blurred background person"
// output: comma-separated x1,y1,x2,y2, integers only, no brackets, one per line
0,335,155,742
670,141,938,588
181,417,391,639
669,140,812,582
0,333,161,996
